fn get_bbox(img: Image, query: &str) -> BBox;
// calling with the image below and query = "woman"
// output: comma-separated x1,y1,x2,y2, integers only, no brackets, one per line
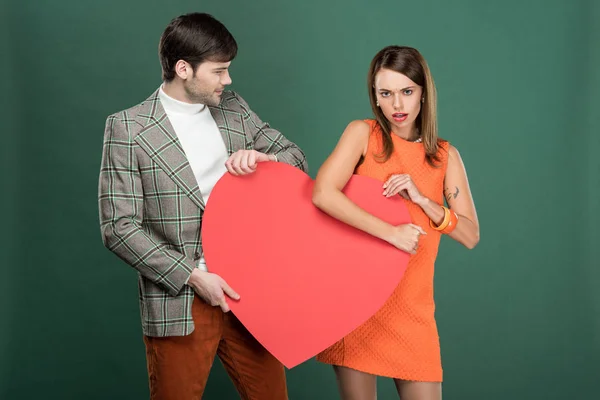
313,46,480,400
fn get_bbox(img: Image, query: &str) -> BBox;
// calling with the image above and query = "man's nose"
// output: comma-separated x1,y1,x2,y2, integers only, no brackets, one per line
222,71,232,86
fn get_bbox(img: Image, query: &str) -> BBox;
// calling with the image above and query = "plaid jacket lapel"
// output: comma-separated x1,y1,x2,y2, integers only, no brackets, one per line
133,90,206,210
209,103,247,155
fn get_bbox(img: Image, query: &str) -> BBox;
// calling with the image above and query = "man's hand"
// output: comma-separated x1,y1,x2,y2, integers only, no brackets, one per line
225,150,275,176
187,270,240,312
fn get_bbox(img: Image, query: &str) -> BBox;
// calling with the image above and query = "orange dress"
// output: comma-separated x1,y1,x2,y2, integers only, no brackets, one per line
316,119,450,382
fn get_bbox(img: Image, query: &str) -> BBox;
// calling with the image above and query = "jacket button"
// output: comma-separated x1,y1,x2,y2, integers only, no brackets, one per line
193,252,201,261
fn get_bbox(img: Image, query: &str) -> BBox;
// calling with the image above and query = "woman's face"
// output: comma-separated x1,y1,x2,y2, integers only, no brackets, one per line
374,68,423,134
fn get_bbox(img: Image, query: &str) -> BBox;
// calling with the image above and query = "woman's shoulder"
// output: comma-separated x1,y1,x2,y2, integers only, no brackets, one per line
341,119,373,137
347,119,373,129
437,137,451,151
437,139,459,152
436,139,464,168
361,118,379,130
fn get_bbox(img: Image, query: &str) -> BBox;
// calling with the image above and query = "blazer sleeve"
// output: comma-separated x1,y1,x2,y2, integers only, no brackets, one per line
233,92,309,173
98,114,195,296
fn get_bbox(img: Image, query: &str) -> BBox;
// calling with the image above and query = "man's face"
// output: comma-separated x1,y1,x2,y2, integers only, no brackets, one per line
184,60,232,106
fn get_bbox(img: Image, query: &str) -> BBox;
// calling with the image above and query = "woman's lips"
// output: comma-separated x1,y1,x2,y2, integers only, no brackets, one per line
392,113,408,122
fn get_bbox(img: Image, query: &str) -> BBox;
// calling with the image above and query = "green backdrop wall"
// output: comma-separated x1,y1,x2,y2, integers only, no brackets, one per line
1,0,597,399
2,0,17,397
584,0,600,359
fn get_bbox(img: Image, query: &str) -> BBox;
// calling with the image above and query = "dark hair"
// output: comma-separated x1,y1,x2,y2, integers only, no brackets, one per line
367,45,442,167
159,13,238,81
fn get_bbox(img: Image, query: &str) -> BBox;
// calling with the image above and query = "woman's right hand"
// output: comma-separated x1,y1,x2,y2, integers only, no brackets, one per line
386,224,427,254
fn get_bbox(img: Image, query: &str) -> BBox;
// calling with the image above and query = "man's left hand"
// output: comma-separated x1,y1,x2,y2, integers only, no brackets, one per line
225,150,275,176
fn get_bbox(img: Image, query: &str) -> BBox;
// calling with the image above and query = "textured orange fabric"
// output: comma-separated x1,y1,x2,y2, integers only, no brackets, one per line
316,119,449,382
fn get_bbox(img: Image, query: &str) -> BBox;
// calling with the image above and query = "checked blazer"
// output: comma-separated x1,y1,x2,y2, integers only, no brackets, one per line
98,89,308,337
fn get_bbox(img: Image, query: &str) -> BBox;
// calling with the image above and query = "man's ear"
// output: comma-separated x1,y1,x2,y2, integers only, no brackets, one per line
174,60,192,80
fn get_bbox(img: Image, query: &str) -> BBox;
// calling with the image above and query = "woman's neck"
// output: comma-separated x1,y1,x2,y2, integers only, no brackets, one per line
391,124,420,141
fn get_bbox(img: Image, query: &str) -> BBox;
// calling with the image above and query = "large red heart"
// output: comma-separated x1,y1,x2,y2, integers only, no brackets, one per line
202,162,411,368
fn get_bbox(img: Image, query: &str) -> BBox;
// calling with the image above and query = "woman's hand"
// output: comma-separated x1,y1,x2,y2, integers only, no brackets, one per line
386,223,427,254
383,174,425,206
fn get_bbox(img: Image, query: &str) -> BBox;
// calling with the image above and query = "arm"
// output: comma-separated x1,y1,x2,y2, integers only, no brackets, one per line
441,145,480,248
413,146,480,248
312,121,425,253
98,115,194,296
234,92,308,172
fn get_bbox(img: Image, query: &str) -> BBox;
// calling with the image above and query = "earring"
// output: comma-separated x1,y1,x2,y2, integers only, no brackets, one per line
376,101,380,107
421,98,425,103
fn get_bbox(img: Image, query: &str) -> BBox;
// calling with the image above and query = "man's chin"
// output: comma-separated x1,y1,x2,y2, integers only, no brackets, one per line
209,94,222,107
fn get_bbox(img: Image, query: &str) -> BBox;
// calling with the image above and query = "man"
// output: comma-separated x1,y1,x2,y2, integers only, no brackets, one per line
98,12,307,399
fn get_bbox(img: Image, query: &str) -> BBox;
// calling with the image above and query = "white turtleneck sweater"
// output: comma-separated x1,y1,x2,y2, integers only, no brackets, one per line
158,86,228,272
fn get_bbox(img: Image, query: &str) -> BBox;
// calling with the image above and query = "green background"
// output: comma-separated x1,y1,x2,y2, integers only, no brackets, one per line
2,0,598,398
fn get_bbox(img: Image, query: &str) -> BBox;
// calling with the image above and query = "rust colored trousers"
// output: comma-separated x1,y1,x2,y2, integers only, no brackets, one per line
143,295,287,399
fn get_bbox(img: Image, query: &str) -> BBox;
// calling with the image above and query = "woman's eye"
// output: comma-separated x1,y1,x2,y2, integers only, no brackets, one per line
380,92,390,97
403,89,413,95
